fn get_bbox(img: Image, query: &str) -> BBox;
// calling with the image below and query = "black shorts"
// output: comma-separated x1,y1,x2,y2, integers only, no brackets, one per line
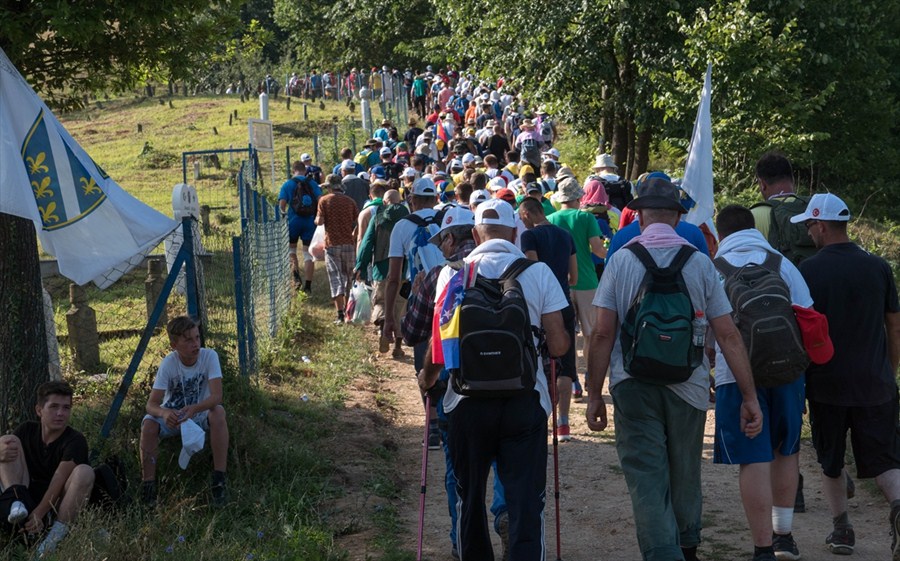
557,304,577,381
0,484,51,534
808,396,900,478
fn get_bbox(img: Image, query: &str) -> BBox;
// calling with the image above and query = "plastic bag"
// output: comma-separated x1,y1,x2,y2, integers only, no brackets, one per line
310,225,326,261
346,282,372,324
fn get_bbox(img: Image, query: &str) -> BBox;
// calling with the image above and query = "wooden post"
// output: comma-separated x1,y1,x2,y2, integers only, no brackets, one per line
65,284,100,371
144,259,168,328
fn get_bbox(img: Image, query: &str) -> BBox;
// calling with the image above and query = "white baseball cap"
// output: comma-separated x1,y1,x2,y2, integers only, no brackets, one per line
412,177,437,197
469,189,491,207
300,153,312,162
474,199,516,228
341,159,356,171
542,147,560,159
461,153,476,165
379,146,393,156
488,177,508,192
789,193,851,223
403,167,417,178
178,419,205,470
429,206,475,245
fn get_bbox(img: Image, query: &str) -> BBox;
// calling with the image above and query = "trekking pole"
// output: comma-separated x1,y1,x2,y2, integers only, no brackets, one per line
549,358,563,561
416,394,432,561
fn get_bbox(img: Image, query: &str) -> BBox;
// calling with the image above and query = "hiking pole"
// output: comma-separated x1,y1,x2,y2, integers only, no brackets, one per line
549,358,563,561
416,394,432,561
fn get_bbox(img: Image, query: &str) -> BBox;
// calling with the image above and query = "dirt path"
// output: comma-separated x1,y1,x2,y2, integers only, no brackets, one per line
343,330,893,561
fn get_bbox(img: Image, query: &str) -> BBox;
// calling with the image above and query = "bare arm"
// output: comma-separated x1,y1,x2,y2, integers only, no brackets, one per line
588,236,607,259
524,250,538,261
181,377,224,420
146,388,179,429
586,307,616,431
541,310,569,359
278,199,287,213
886,311,900,373
710,314,763,438
568,253,578,287
416,341,442,393
26,460,76,532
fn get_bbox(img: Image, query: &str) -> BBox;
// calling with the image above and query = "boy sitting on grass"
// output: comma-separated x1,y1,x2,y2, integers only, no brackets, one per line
139,316,229,506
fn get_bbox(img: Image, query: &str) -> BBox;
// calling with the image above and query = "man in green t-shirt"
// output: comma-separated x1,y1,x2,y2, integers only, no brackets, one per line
549,170,607,393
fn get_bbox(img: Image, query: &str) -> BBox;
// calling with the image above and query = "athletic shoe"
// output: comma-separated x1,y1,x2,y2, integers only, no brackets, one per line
495,511,509,561
891,505,900,561
572,378,583,400
378,336,391,353
141,480,158,507
557,423,571,442
36,521,68,558
826,527,855,555
211,473,228,507
772,532,801,560
427,426,441,450
753,553,777,561
7,500,27,524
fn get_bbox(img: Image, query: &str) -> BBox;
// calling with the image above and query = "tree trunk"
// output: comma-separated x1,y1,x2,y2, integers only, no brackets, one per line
0,213,49,431
611,110,628,171
632,127,653,179
625,118,636,180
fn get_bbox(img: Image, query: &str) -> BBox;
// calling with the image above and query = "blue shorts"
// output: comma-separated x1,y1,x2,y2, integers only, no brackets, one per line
143,413,210,439
713,375,805,465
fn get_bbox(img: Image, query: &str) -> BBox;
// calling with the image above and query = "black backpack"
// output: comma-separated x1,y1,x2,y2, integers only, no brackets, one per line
519,137,542,170
450,258,540,397
750,195,817,266
620,244,702,385
714,251,809,387
290,176,318,217
599,176,633,211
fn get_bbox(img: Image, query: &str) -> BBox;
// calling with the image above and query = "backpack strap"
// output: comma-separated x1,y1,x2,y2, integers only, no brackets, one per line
403,214,430,227
712,255,739,277
500,257,536,282
760,250,783,273
626,243,695,274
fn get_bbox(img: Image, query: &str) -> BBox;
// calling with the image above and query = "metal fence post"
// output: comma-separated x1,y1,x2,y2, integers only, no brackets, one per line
233,236,248,377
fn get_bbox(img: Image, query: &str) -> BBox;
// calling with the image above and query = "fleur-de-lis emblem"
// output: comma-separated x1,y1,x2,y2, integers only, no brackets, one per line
80,176,101,195
39,202,59,223
26,152,49,175
31,176,54,199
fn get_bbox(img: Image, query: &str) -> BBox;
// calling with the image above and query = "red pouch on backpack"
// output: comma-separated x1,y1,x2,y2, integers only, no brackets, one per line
792,305,834,365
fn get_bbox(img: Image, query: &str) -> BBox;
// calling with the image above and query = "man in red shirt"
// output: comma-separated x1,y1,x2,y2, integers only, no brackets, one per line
316,181,360,322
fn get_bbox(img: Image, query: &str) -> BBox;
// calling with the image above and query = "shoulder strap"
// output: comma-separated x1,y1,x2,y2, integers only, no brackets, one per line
403,214,429,227
712,255,739,277
668,245,696,273
624,243,657,271
500,257,536,282
761,250,783,273
448,259,465,271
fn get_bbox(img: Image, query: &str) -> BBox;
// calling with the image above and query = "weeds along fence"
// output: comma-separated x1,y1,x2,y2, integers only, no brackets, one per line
36,151,290,436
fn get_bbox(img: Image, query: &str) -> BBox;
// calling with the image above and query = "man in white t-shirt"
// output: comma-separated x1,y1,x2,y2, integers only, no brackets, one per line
139,316,229,507
418,199,569,561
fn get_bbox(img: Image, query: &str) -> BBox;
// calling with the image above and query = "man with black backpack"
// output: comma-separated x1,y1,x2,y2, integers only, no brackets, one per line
419,199,570,561
585,178,762,561
712,205,814,561
278,160,322,292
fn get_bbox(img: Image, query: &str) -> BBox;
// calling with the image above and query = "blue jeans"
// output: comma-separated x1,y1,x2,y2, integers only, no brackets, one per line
437,369,507,548
612,378,707,561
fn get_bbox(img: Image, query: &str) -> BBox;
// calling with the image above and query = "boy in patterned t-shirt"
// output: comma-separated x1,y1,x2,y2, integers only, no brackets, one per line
139,316,229,506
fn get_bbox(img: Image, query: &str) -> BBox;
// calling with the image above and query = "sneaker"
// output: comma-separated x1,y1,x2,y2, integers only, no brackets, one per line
753,553,777,561
826,527,855,555
557,423,571,442
7,500,27,524
391,342,406,359
772,532,801,560
211,473,228,507
495,511,509,561
891,506,900,561
572,378,583,400
378,336,391,353
141,480,158,507
427,426,441,450
36,521,68,558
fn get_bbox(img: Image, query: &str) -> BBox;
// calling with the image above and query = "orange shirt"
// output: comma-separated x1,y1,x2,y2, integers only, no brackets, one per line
317,193,359,246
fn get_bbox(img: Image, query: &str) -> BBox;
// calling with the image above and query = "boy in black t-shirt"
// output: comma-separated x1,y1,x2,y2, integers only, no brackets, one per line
0,381,94,557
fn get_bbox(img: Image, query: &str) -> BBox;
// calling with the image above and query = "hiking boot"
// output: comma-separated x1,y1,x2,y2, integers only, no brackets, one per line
141,480,158,507
495,511,509,561
826,527,855,555
794,472,806,513
7,500,27,524
392,339,406,359
557,423,571,442
378,335,391,353
772,532,800,560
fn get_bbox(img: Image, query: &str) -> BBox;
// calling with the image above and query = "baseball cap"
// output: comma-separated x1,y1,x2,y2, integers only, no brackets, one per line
358,171,370,182
495,188,516,204
379,146,393,156
340,159,356,171
178,419,205,470
488,177,508,192
461,153,476,165
370,165,387,179
300,153,313,162
450,159,464,171
525,182,543,194
789,193,851,223
474,198,516,228
627,178,686,214
543,147,560,159
429,206,475,244
412,177,437,197
518,164,535,179
469,189,491,207
403,167,417,178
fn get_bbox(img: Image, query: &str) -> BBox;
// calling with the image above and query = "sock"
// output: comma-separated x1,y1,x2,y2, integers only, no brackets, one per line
754,545,775,556
558,415,569,426
833,511,852,530
772,506,794,534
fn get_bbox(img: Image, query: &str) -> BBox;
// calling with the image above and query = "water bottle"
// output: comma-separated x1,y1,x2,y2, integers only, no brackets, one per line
691,311,707,348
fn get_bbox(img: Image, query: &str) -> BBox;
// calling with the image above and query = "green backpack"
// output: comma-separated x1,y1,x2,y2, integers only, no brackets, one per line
752,195,817,266
372,203,409,263
620,244,702,385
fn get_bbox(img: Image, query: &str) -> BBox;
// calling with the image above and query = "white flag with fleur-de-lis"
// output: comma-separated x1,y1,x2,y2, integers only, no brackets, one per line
0,47,176,288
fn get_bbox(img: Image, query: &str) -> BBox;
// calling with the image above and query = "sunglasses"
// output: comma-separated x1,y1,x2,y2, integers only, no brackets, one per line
804,220,819,230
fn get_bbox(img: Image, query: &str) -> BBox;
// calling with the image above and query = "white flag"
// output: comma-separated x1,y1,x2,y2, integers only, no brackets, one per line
682,63,715,228
0,48,177,288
